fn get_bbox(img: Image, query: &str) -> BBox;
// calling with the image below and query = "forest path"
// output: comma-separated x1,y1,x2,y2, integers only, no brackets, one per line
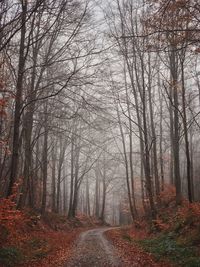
65,227,124,267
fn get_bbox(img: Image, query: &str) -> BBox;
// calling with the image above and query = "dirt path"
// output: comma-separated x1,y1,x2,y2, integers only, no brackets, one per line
65,227,124,267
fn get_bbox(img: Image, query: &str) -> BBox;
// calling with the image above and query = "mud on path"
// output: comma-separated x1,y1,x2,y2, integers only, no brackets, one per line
65,227,124,267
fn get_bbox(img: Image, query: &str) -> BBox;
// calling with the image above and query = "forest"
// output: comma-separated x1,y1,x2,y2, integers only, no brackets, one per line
0,0,200,266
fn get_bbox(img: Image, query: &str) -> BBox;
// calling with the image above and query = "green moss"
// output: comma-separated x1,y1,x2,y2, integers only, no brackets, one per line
184,257,200,267
122,233,133,242
26,238,50,260
137,233,200,266
0,246,23,267
0,225,9,243
33,250,49,259
28,237,47,249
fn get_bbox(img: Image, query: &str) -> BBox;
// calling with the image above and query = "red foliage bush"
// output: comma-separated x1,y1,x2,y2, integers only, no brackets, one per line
154,185,200,233
176,201,200,227
0,183,27,246
159,184,176,207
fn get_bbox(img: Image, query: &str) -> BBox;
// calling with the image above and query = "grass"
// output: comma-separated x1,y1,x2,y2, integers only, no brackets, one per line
137,233,200,267
24,237,51,260
122,233,133,242
0,246,23,267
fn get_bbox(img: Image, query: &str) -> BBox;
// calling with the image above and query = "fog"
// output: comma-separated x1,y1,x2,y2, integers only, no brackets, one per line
0,0,200,225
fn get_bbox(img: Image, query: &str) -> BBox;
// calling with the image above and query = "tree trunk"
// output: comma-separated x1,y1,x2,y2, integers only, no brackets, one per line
170,47,182,205
86,177,90,216
95,170,100,218
68,140,74,218
41,104,48,214
180,59,193,202
147,54,160,202
51,144,56,212
158,83,164,191
7,1,27,197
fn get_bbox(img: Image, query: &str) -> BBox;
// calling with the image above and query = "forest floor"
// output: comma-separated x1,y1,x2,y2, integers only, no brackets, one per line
67,191,200,267
65,227,173,267
0,211,105,267
1,216,200,267
104,197,200,267
1,190,200,267
106,227,174,267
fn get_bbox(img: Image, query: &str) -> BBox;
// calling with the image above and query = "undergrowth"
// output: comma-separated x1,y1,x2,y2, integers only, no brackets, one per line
138,233,200,267
0,191,102,267
0,247,23,267
118,186,200,266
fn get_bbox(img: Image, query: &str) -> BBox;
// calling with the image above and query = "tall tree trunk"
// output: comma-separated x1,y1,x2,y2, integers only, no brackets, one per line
116,102,135,220
124,63,137,215
147,55,160,202
71,143,80,217
180,59,193,202
51,144,56,212
169,87,174,185
86,176,90,216
56,154,62,213
18,55,39,208
68,140,74,218
141,57,156,217
63,164,68,215
41,104,48,214
7,1,27,196
56,139,67,213
95,170,100,218
189,130,194,200
158,83,164,191
100,157,106,221
170,47,182,205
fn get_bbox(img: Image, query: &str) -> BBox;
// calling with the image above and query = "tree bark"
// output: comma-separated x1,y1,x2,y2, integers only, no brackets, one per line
180,59,193,202
7,1,27,197
41,104,48,214
170,47,182,205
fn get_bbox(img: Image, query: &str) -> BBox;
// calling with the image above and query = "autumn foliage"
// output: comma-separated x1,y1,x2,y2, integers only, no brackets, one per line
152,185,200,234
106,186,200,266
106,228,173,267
0,197,25,243
0,182,27,245
0,193,104,267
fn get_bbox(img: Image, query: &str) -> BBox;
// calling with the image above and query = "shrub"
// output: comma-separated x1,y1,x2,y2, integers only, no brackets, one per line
138,234,200,266
0,246,23,266
0,183,27,244
25,238,51,260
